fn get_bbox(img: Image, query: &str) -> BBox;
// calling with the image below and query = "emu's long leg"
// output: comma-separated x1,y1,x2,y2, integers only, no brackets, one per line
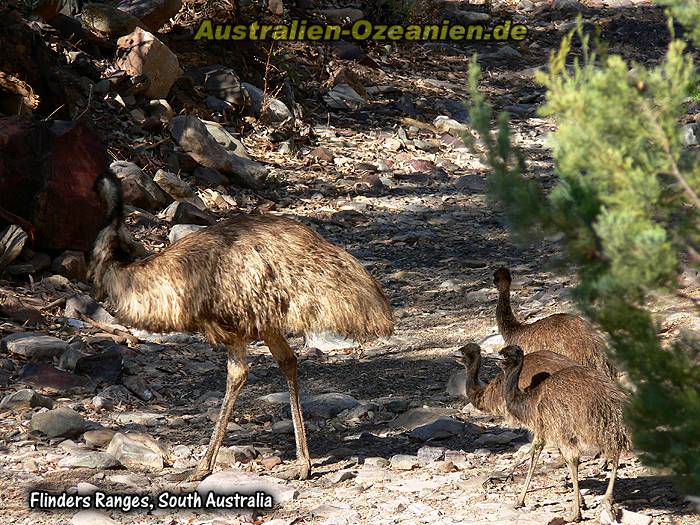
515,438,544,508
189,340,248,481
602,451,620,510
264,332,311,479
565,455,583,522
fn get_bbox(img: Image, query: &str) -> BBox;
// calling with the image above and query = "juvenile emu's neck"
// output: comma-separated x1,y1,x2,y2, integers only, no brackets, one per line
463,355,487,411
496,288,521,336
502,358,527,423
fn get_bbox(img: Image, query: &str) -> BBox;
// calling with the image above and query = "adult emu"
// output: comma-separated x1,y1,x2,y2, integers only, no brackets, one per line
88,174,393,481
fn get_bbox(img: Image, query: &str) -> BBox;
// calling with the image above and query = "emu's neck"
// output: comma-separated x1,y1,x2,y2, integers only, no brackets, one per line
502,358,526,422
496,288,521,336
89,221,131,300
463,356,488,411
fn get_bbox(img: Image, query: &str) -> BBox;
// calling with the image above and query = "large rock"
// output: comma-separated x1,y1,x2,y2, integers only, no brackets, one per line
109,161,168,210
0,388,53,410
116,0,183,31
106,432,164,470
116,27,181,99
389,407,458,430
202,121,251,158
1,332,68,360
0,118,109,251
31,407,85,437
170,115,267,189
197,469,297,505
81,3,145,38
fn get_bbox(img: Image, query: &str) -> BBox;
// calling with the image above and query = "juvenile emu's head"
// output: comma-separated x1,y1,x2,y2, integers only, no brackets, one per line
493,267,512,292
457,343,482,370
499,345,524,370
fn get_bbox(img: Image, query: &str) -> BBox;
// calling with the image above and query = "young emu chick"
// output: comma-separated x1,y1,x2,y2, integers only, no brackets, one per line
493,268,616,378
457,343,573,424
500,345,631,522
89,175,393,481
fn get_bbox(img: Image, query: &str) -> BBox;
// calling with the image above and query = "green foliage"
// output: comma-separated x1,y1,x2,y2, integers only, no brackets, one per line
465,19,700,494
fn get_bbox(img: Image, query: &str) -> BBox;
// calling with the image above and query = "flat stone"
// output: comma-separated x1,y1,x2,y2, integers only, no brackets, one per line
1,332,68,359
161,201,215,226
305,331,358,351
114,411,166,426
409,416,465,441
31,407,85,438
197,469,297,505
242,82,292,124
192,166,229,187
416,445,447,462
153,169,205,209
0,388,53,410
390,454,419,470
389,407,457,430
106,432,164,471
19,362,93,394
374,397,409,413
59,450,121,469
216,445,257,465
168,224,206,243
272,419,294,434
65,294,118,325
84,429,117,448
260,392,360,419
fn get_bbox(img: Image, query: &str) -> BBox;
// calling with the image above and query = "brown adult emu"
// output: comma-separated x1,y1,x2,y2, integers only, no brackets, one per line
499,345,630,522
493,267,615,378
88,175,393,481
457,343,573,423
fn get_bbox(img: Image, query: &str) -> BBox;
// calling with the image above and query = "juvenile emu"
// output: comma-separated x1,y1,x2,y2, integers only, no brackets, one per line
500,345,631,522
457,343,573,423
493,267,615,378
89,175,393,481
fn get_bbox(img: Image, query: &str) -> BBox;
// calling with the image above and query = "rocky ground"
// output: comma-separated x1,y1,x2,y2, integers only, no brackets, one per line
2,0,700,524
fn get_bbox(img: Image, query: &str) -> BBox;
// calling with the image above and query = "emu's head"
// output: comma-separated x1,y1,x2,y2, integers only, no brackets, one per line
457,343,482,371
95,173,124,225
493,267,512,292
499,345,524,370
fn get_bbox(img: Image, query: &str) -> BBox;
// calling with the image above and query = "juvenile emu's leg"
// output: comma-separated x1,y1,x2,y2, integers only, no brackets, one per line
515,438,544,508
564,454,583,522
264,332,311,479
189,339,248,481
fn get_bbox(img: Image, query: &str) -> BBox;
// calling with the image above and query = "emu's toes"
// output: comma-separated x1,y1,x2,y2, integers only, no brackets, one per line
565,509,583,523
298,460,312,480
187,467,212,482
514,499,525,509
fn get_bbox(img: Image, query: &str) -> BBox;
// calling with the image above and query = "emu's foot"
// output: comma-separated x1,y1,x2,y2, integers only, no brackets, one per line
580,495,588,511
274,461,312,481
187,466,212,482
514,499,525,509
565,507,583,523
